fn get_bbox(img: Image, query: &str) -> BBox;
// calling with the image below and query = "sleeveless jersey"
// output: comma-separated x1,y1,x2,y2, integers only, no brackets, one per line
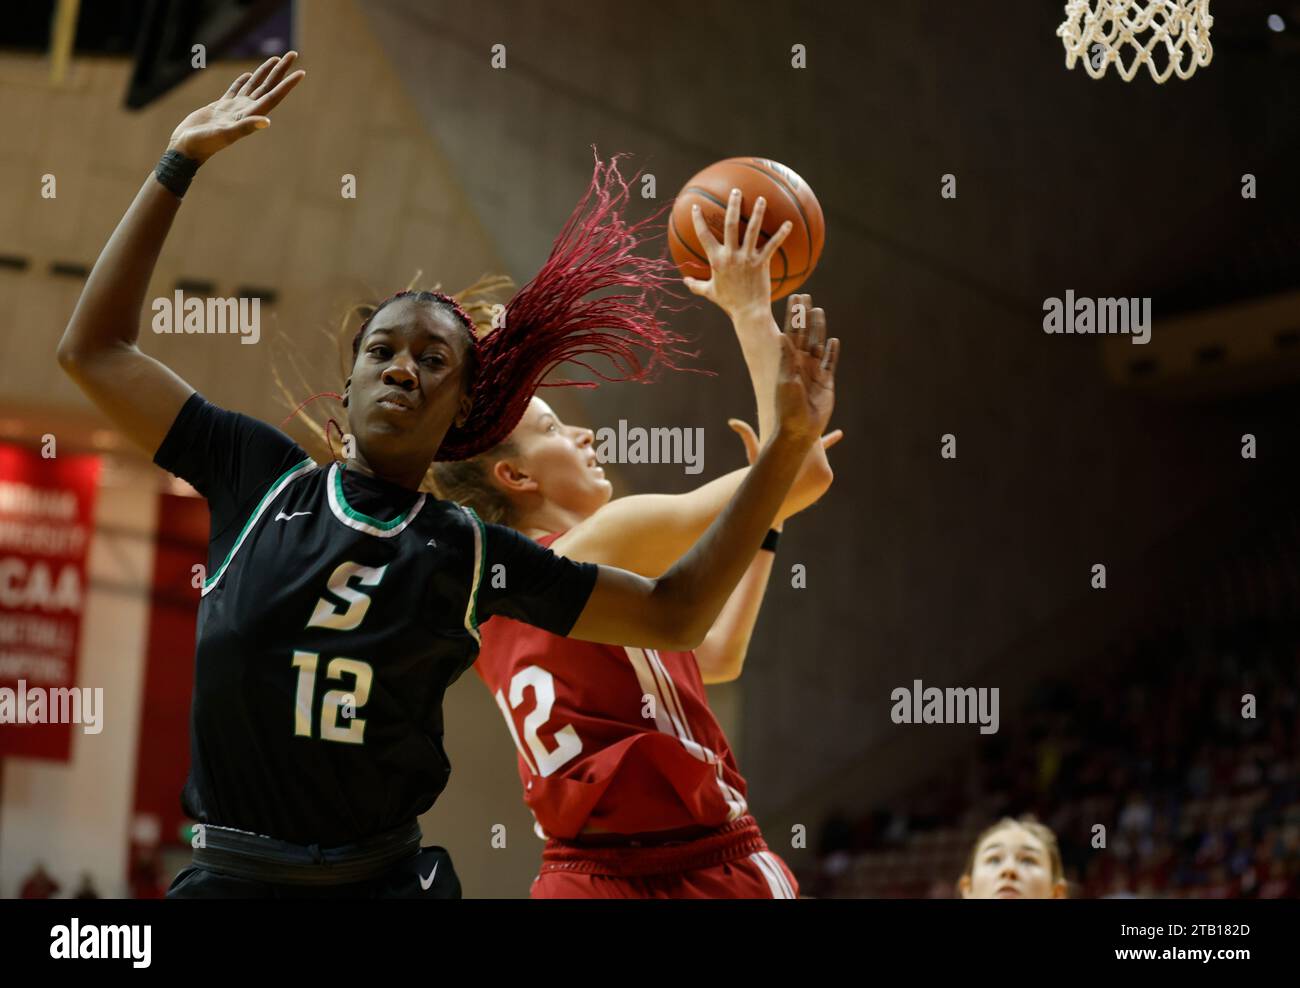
475,534,749,839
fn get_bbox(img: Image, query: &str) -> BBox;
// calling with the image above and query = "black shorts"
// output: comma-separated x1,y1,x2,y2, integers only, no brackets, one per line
166,845,461,899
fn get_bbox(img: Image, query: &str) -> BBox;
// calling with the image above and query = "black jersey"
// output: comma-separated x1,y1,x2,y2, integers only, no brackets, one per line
153,393,598,846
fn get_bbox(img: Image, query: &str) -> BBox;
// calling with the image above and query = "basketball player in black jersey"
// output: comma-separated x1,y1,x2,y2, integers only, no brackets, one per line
56,52,840,898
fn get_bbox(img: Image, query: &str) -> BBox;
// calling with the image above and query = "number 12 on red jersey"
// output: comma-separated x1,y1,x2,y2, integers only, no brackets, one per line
494,665,583,777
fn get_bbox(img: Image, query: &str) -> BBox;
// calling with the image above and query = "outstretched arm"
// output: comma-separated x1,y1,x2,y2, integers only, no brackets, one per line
692,420,785,683
693,536,775,683
565,305,840,651
56,53,304,455
551,189,839,576
550,428,834,577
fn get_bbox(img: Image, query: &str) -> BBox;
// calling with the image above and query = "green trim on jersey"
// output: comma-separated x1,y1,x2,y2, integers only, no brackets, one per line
458,504,486,642
326,463,425,537
202,457,317,597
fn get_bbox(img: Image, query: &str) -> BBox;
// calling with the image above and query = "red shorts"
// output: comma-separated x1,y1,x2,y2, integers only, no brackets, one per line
531,815,799,899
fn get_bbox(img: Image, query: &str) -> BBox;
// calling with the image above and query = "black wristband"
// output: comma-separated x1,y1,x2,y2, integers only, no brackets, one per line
155,149,201,199
760,528,781,553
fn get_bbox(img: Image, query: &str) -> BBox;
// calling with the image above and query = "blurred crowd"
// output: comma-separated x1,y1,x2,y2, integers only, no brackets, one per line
16,848,167,899
18,864,101,899
809,620,1300,898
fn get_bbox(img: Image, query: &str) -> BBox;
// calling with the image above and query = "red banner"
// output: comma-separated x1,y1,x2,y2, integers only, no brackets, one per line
0,444,100,761
130,491,205,893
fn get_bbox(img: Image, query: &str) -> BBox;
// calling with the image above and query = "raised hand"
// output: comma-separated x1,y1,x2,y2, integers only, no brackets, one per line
781,292,813,341
729,416,841,521
773,302,838,446
683,187,792,319
168,51,305,163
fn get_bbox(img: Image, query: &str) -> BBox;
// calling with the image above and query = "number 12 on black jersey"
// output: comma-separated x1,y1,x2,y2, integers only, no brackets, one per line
291,561,385,745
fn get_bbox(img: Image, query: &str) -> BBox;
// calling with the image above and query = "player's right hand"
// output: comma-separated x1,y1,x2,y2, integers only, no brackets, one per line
167,51,305,163
683,187,792,320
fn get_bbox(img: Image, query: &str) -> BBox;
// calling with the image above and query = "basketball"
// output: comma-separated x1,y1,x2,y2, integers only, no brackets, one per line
669,157,825,300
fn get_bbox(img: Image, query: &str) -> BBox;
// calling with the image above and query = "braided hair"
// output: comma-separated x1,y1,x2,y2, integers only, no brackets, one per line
347,150,691,462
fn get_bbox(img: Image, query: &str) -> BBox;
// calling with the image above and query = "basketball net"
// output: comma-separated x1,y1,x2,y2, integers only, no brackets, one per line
1058,0,1214,83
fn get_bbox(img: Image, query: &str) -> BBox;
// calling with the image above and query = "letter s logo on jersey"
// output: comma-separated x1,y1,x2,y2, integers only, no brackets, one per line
306,562,388,631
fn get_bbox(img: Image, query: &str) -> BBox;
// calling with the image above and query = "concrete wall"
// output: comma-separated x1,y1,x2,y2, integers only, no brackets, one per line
0,0,506,434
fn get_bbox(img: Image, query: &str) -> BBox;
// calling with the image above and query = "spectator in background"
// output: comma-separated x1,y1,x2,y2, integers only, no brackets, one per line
958,817,1067,899
129,848,166,899
72,872,100,899
817,808,854,859
19,862,60,899
810,622,1300,898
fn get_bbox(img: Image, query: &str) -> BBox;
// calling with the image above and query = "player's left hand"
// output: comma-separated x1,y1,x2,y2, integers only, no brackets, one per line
683,187,792,319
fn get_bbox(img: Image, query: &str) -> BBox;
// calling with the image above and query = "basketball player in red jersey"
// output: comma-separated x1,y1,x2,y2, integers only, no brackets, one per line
435,190,838,897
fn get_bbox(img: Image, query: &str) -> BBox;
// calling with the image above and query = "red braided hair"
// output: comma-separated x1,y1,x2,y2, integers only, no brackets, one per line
346,150,694,462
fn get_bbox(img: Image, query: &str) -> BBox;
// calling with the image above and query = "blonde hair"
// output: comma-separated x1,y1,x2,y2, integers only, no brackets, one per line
430,439,522,526
960,815,1065,885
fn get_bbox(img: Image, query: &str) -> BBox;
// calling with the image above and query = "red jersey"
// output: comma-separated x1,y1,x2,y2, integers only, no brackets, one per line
474,535,750,839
